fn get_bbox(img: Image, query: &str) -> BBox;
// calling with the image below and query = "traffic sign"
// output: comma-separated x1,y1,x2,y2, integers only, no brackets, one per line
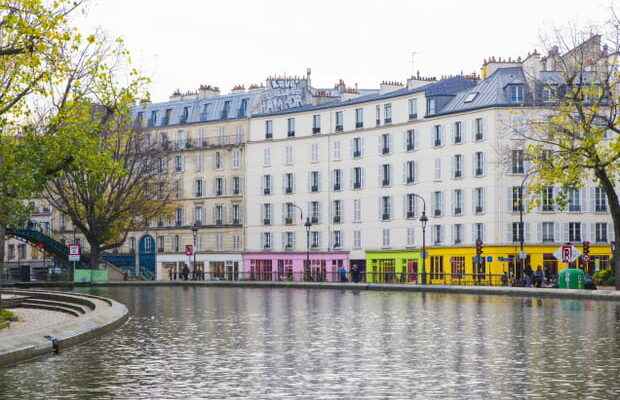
486,256,493,262
68,244,81,262
554,245,580,263
582,254,590,263
498,257,513,262
518,251,527,260
185,244,193,256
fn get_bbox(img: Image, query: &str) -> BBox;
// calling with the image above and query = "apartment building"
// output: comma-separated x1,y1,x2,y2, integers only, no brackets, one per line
245,54,614,281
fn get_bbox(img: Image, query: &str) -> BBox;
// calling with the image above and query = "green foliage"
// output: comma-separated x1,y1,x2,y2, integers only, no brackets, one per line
0,309,17,322
593,268,616,286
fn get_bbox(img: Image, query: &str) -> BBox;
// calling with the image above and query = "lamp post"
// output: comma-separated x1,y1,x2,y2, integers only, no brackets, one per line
410,194,428,285
518,172,533,281
192,223,198,280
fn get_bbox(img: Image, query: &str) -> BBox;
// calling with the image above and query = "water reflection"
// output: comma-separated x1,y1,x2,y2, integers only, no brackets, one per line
0,287,619,399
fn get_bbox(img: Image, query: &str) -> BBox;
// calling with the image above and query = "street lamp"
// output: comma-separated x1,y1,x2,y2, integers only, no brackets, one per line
410,194,428,285
192,223,198,280
518,171,533,281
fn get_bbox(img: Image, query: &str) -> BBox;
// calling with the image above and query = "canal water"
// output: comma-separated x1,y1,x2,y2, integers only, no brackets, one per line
1,287,619,399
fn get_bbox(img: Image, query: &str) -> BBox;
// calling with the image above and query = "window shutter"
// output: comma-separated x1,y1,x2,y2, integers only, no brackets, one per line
471,188,476,214
610,223,615,241
450,190,455,216
450,156,455,180
525,223,531,243
536,223,542,243
582,223,590,241
378,197,382,221
307,172,312,193
360,137,365,156
402,131,407,151
471,224,477,243
281,232,286,250
439,192,444,215
554,223,560,243
461,121,467,143
441,125,446,145
414,130,420,149
563,223,570,242
361,168,365,189
589,187,595,212
481,118,487,140
350,138,355,158
388,134,392,153
553,187,559,211
378,136,383,155
402,162,407,184
507,187,513,212
482,187,487,212
448,124,455,144
378,165,382,187
403,194,408,218
482,152,487,176
505,223,512,243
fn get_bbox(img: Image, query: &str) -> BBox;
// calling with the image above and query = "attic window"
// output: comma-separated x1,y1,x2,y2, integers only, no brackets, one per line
464,92,479,103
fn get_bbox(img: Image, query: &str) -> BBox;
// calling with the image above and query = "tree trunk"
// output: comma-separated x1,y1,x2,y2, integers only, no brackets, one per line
597,170,620,290
0,223,4,310
89,245,100,269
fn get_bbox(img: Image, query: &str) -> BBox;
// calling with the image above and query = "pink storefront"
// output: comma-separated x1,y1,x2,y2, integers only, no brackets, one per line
242,251,350,282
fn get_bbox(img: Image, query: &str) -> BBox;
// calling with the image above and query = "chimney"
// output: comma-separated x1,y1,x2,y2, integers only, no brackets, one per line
198,84,220,98
380,80,404,94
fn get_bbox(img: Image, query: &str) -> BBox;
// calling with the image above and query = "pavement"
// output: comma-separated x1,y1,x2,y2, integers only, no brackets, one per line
0,290,128,368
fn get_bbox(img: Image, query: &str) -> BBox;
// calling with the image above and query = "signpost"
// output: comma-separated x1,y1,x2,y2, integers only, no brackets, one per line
553,244,581,263
68,244,80,262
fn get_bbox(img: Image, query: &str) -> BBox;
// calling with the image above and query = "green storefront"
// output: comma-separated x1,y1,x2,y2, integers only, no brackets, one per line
365,250,421,284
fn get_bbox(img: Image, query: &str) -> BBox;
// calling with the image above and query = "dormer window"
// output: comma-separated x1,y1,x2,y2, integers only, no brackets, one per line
464,91,478,103
542,85,557,103
426,98,436,116
508,85,524,103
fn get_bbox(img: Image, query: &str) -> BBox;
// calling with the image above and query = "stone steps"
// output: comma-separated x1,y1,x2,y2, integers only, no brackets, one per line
14,302,82,318
20,298,88,315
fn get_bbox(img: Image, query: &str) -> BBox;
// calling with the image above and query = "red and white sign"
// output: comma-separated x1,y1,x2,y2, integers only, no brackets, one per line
561,245,572,263
68,244,81,262
185,245,193,256
554,245,581,263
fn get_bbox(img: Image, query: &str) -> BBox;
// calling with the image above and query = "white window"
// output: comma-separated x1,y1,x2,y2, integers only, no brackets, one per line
569,222,581,242
175,155,184,172
263,203,272,225
542,222,555,242
474,223,485,242
311,231,321,248
262,232,272,249
454,121,463,144
232,149,241,169
262,174,272,195
265,120,273,138
381,164,391,187
354,230,362,249
194,206,203,225
352,167,363,189
313,115,321,134
352,137,363,158
405,129,415,151
215,204,224,224
215,177,224,196
384,103,392,123
509,85,524,103
434,158,441,180
353,199,361,222
195,179,203,197
233,235,241,250
407,228,415,246
475,118,484,141
380,133,391,155
541,186,554,212
375,104,381,125
335,111,344,131
433,125,443,147
405,193,416,218
311,143,319,162
284,173,294,194
433,191,443,217
355,108,364,128
310,171,320,192
474,187,485,214
333,200,342,223
453,189,463,216
284,231,295,249
381,196,392,221
232,176,241,195
195,153,204,172
408,98,418,119
333,141,342,160
474,152,484,177
512,150,524,174
311,201,321,224
512,186,523,212
232,204,241,224
405,161,415,184
595,187,607,212
333,230,342,248
214,151,223,170
512,222,524,243
432,224,442,244
287,118,295,137
175,208,184,226
595,223,608,243
285,145,293,165
453,224,463,244
568,189,581,212
215,233,224,250
382,228,391,247
333,169,342,191
263,147,271,166
453,154,463,178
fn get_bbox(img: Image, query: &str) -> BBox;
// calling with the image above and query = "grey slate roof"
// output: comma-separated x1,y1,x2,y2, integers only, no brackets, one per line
438,67,526,115
253,76,477,118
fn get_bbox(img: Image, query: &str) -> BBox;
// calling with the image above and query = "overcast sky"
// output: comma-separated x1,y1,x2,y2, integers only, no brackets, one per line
76,0,613,101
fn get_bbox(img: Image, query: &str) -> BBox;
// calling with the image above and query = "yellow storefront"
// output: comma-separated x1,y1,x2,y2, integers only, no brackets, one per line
423,244,611,285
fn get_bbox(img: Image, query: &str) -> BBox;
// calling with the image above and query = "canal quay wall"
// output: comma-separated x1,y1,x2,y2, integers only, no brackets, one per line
0,290,128,368
5,280,620,302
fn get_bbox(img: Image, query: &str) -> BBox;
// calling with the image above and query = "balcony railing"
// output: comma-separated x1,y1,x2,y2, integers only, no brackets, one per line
311,217,319,224
336,125,343,132
356,122,363,129
434,209,441,217
353,150,361,158
263,219,271,225
312,127,321,134
285,217,293,225
333,216,341,224
407,211,415,219
311,185,319,192
409,113,417,120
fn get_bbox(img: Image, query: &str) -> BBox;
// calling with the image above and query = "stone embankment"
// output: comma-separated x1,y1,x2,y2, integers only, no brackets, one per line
0,289,128,367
